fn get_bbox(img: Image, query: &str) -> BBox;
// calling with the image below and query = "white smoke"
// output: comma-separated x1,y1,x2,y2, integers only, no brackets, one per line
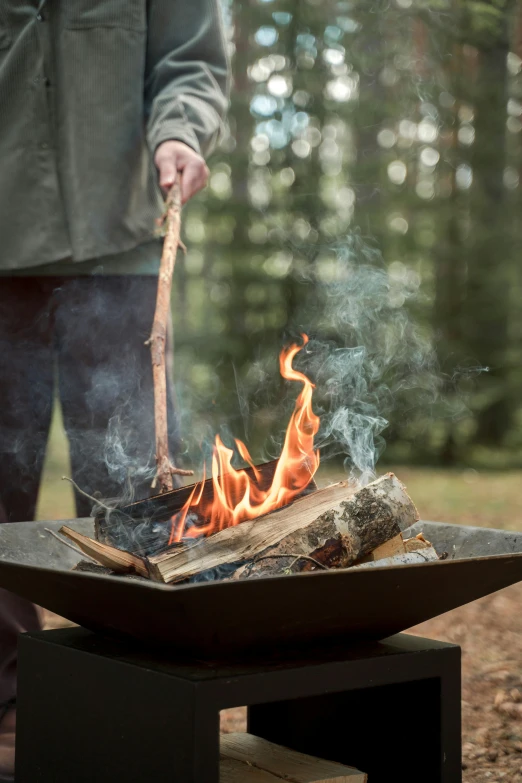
289,237,444,484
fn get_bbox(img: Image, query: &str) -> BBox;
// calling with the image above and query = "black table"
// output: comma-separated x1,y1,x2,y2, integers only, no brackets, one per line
16,628,461,782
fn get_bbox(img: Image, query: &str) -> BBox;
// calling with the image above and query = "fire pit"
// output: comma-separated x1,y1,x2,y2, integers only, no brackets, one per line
15,626,461,782
1,519,521,782
0,518,521,654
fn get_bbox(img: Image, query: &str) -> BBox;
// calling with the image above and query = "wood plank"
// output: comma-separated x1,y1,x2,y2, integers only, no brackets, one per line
220,756,281,782
147,482,353,583
220,733,367,782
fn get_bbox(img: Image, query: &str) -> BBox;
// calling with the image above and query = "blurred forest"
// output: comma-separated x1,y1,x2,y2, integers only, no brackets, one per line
173,0,522,473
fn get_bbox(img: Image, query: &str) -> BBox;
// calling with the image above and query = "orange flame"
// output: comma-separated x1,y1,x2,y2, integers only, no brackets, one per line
169,335,320,542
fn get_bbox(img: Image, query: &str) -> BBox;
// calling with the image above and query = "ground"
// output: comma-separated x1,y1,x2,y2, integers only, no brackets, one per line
38,412,522,781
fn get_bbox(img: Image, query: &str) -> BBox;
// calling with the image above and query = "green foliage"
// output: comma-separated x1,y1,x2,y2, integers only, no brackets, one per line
173,0,522,471
415,0,514,46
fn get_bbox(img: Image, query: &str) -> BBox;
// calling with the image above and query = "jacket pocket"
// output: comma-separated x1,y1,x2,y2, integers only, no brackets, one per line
64,0,146,32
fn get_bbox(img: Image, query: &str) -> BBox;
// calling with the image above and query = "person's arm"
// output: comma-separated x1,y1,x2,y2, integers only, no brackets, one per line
145,0,230,201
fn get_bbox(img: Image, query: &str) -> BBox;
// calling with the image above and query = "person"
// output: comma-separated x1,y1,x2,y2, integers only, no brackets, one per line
0,1,229,778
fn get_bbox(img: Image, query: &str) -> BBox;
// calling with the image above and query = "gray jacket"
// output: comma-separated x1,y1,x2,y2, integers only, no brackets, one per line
0,0,229,270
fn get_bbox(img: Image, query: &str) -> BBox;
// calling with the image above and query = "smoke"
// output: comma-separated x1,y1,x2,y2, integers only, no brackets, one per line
281,235,449,484
103,414,158,503
98,235,470,515
162,234,472,491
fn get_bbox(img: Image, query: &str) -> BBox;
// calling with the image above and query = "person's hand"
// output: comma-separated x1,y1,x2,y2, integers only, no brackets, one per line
154,140,209,204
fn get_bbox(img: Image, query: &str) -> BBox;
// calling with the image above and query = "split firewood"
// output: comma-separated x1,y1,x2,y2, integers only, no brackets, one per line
62,482,349,582
357,533,406,564
234,473,418,579
404,533,432,552
220,733,367,783
147,481,353,583
59,526,150,578
350,546,438,569
66,473,418,584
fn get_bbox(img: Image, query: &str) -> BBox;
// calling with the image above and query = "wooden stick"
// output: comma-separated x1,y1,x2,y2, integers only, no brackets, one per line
44,528,98,564
61,476,115,514
248,553,329,572
59,526,150,578
146,180,194,493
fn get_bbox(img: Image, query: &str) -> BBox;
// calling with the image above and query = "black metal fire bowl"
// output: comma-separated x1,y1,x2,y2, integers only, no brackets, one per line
0,519,521,657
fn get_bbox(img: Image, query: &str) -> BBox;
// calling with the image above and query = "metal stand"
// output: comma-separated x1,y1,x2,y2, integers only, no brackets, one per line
16,628,461,782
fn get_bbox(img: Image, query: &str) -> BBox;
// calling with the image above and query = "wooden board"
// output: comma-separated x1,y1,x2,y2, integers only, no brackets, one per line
221,757,281,782
220,733,367,782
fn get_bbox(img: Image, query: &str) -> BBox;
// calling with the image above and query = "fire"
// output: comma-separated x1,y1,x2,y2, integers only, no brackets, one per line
169,335,320,542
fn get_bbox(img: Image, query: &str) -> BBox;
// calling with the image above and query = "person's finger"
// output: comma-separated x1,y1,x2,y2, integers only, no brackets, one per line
156,154,178,193
180,160,209,203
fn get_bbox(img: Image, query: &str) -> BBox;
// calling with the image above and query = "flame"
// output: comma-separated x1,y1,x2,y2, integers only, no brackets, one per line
169,335,320,543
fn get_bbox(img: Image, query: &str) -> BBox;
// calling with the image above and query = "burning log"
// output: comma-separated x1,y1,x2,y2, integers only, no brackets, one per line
62,473,422,585
234,473,418,579
220,733,367,782
147,480,353,583
94,459,315,556
62,482,350,582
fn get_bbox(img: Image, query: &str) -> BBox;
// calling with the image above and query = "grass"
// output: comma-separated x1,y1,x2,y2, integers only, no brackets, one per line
35,403,75,521
36,402,522,532
389,466,522,531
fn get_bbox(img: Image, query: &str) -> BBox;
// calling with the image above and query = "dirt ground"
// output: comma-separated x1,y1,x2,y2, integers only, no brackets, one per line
413,583,522,783
218,582,522,782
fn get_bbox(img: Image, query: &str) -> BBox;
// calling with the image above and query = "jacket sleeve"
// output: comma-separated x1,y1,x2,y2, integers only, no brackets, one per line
145,0,230,158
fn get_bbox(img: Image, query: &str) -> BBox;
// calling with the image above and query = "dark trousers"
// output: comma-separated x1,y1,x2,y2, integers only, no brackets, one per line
0,274,178,703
